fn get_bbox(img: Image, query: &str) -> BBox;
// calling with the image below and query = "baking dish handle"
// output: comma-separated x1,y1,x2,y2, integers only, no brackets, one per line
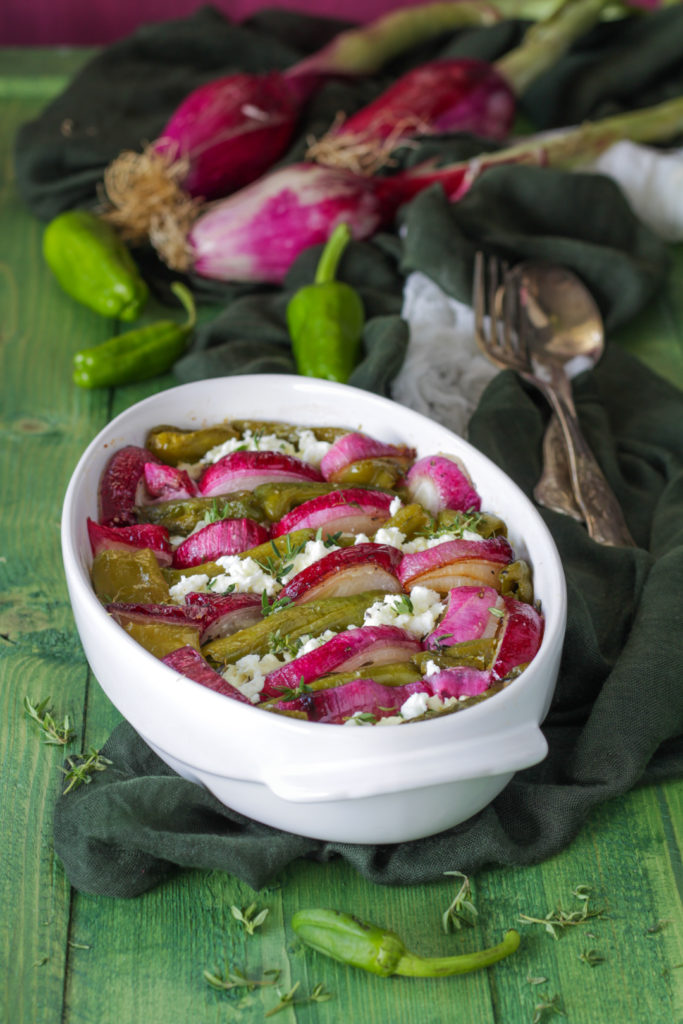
262,723,548,803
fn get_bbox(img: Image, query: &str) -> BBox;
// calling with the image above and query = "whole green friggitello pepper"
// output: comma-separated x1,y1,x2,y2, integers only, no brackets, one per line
72,283,195,389
286,223,364,383
43,209,148,321
292,909,520,978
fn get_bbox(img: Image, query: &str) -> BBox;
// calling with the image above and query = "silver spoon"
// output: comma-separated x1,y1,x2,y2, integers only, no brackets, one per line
505,261,636,547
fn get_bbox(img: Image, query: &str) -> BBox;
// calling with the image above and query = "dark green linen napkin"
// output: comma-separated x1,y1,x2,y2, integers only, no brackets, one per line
53,344,683,897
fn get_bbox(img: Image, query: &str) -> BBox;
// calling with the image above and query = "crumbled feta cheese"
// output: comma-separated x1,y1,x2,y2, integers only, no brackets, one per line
279,539,340,583
389,496,403,516
222,652,285,702
372,526,407,548
400,692,430,720
298,629,337,655
295,429,332,467
169,573,210,602
363,585,444,638
202,430,296,463
423,659,441,677
212,555,278,595
201,427,331,467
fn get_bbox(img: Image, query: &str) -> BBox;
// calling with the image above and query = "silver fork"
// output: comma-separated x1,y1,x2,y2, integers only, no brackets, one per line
472,252,636,547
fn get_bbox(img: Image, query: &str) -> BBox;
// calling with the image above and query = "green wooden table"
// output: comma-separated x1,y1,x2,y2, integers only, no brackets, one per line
2,49,683,1024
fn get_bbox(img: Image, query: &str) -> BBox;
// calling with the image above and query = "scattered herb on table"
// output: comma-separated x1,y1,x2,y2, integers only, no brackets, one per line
645,919,671,935
532,992,566,1023
24,696,75,746
578,947,604,967
527,974,548,986
442,871,478,932
203,962,280,992
292,908,519,977
62,748,113,793
519,885,606,939
231,903,269,936
265,981,332,1017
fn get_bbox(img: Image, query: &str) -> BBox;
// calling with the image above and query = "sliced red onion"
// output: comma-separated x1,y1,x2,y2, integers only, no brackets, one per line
399,536,513,591
260,624,420,699
143,461,197,502
198,450,322,497
425,585,501,648
172,517,270,569
86,518,172,567
98,445,159,527
183,591,264,643
405,454,481,514
162,645,253,704
319,432,416,481
272,488,394,538
278,543,402,604
492,596,544,680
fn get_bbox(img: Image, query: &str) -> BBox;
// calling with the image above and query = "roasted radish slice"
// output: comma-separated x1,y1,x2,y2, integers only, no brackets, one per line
405,454,481,514
198,451,322,497
272,488,394,538
492,596,544,680
172,518,270,568
260,624,421,698
278,543,402,603
143,462,197,502
162,645,254,704
184,591,264,643
270,668,493,723
425,585,501,648
86,518,172,567
399,536,513,593
320,432,415,481
99,445,158,526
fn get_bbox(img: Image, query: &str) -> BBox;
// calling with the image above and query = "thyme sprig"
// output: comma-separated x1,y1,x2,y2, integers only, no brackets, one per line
392,594,414,616
24,696,75,746
265,981,332,1017
61,748,112,794
261,592,295,618
231,902,269,936
203,962,280,992
519,885,606,940
442,871,478,932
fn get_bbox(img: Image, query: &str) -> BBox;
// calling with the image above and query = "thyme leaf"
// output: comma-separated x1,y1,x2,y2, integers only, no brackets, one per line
442,870,478,932
578,948,605,967
61,748,112,794
230,902,269,936
24,696,75,746
203,962,280,992
519,885,606,939
532,992,566,1023
265,981,332,1017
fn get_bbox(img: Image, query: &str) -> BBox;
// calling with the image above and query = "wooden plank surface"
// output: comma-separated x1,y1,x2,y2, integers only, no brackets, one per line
1,50,682,1024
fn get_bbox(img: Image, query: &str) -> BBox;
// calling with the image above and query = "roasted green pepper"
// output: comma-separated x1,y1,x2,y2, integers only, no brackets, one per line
292,909,520,977
286,223,364,383
73,283,195,389
43,209,148,320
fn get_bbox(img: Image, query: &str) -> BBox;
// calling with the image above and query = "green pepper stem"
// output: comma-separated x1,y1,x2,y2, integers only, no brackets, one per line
395,929,521,977
495,0,612,95
314,224,352,286
170,281,197,330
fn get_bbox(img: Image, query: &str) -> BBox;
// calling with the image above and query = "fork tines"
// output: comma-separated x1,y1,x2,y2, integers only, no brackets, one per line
472,252,528,372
